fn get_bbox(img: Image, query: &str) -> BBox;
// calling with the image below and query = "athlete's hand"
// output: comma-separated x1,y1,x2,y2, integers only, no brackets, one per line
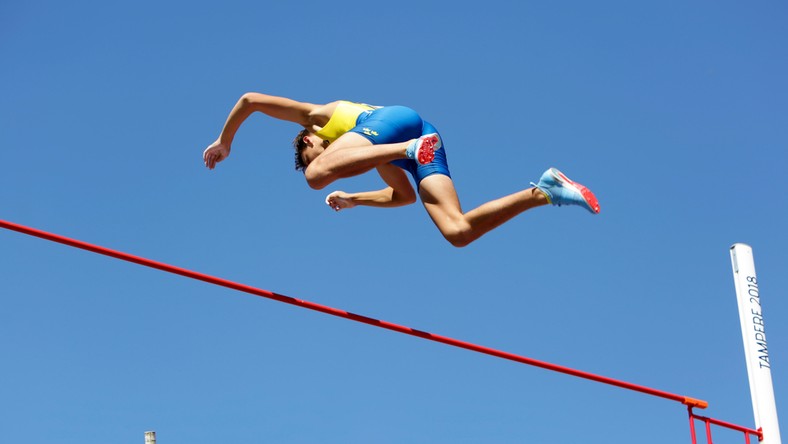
326,191,356,212
203,139,231,170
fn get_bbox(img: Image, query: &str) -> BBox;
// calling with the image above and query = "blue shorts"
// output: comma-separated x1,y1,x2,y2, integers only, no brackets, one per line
348,106,451,185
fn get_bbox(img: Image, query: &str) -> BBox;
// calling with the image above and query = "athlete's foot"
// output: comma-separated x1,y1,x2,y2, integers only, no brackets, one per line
406,133,442,165
531,167,601,214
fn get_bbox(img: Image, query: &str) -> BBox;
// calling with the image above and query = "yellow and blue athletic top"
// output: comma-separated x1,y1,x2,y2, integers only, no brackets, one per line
315,101,376,143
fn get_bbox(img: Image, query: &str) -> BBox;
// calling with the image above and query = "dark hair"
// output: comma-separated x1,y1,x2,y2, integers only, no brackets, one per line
292,128,310,172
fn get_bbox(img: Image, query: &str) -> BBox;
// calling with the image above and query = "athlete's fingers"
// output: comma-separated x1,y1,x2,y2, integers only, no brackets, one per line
326,197,340,211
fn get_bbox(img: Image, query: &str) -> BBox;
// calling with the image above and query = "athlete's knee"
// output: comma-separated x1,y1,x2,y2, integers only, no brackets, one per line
439,221,474,248
304,164,332,190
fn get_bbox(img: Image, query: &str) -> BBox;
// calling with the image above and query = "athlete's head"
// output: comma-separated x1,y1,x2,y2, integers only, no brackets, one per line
293,129,329,172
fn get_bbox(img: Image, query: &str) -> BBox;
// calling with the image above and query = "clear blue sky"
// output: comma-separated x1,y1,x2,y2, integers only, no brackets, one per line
1,1,786,443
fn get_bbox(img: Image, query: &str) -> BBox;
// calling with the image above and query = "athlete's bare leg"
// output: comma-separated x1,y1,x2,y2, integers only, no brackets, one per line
418,174,549,247
305,133,412,189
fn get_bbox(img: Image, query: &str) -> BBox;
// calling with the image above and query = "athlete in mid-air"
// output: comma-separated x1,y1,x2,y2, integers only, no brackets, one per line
203,92,600,247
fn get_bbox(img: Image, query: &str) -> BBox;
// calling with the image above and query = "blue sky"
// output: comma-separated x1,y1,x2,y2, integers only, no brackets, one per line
1,1,786,443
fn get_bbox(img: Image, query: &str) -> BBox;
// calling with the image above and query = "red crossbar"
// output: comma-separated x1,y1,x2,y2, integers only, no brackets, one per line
1,218,707,409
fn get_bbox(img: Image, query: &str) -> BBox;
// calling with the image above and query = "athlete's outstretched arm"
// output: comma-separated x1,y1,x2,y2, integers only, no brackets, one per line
203,93,319,169
325,164,417,211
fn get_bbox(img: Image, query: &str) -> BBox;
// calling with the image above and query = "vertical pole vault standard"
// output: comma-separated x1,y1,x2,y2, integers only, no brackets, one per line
731,244,782,444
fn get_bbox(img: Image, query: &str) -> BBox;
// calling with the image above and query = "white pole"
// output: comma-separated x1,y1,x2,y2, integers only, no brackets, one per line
145,431,156,444
731,243,782,444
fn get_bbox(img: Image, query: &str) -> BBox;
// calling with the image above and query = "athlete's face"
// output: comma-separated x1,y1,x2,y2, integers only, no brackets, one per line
300,133,328,168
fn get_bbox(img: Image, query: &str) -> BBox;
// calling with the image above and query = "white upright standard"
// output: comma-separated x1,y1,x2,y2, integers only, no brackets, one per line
145,431,156,444
731,243,782,444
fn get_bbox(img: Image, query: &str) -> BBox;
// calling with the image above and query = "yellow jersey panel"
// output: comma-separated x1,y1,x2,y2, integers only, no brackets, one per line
315,101,375,142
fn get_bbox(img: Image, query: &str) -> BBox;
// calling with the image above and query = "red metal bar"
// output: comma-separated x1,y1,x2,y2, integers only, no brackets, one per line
1,219,708,409
693,414,762,437
688,408,763,443
706,418,714,443
690,410,700,444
